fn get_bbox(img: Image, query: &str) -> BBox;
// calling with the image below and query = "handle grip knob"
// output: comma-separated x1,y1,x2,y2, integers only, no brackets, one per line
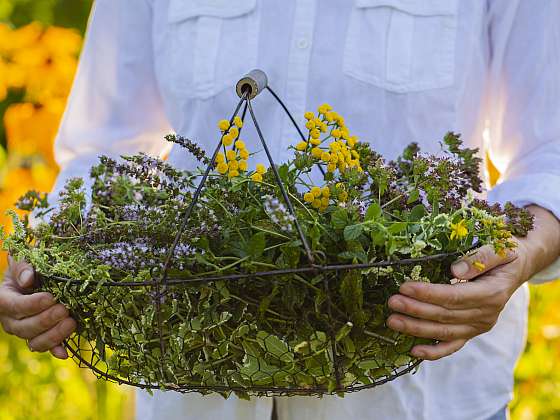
236,69,268,100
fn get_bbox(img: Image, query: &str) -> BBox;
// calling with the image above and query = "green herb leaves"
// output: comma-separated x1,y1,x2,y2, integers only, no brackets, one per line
2,130,533,396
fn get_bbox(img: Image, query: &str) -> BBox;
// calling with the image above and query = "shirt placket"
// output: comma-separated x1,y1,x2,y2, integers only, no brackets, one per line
278,0,317,158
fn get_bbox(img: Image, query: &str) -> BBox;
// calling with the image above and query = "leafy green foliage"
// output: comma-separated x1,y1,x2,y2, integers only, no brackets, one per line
1,132,533,397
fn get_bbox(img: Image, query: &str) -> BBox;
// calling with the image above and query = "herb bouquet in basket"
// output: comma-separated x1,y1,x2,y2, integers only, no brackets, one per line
2,71,533,398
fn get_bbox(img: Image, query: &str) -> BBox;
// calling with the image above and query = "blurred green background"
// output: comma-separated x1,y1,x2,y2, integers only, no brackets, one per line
0,1,559,419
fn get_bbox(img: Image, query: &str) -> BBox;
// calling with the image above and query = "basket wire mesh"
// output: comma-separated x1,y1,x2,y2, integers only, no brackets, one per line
37,70,459,396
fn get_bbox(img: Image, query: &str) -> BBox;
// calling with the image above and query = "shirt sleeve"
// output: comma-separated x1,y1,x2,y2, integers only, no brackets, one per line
51,0,171,198
485,0,560,282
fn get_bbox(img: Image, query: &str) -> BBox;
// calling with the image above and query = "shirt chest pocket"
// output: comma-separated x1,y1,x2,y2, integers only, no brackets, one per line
343,0,459,93
163,0,259,99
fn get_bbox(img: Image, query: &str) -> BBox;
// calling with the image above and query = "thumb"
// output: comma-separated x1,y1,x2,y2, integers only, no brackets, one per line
451,244,517,280
8,256,36,290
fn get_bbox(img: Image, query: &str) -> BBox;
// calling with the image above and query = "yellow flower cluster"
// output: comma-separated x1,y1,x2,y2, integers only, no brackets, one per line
296,103,362,174
481,217,514,257
296,105,358,211
303,185,331,211
251,163,267,183
215,116,266,181
302,182,348,212
0,23,81,104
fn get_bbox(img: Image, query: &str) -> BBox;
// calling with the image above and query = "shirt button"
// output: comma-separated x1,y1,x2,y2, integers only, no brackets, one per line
297,38,310,49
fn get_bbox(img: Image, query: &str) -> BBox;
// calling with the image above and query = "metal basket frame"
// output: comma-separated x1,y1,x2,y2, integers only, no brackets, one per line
38,70,460,396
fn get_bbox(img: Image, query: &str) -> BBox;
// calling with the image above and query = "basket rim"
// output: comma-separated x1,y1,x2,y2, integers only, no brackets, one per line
36,249,463,287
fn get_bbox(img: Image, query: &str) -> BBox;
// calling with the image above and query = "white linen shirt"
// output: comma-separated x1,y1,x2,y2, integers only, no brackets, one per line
52,1,560,419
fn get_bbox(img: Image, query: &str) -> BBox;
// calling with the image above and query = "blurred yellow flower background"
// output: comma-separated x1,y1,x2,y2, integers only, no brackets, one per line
0,22,76,246
0,10,559,420
0,21,133,420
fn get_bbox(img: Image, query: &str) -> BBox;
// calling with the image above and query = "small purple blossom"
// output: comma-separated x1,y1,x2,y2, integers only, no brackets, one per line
263,195,295,233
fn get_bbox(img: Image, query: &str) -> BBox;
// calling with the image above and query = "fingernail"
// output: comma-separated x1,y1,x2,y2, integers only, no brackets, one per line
389,297,404,311
412,349,426,358
399,283,416,297
53,347,68,359
40,295,54,309
388,318,404,331
18,269,34,287
52,306,68,321
451,261,469,278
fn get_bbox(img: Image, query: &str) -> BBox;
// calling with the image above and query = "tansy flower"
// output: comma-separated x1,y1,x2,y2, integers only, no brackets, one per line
310,129,320,139
215,152,225,163
251,172,263,182
238,160,248,171
303,192,314,203
327,163,336,172
450,219,468,240
321,186,330,197
296,141,308,151
321,152,331,162
304,111,315,120
228,169,239,178
311,147,322,158
235,140,246,150
216,162,228,174
331,129,342,138
229,126,239,139
318,103,332,114
226,149,237,161
310,138,321,146
305,120,315,130
312,199,321,209
228,160,239,170
311,186,322,197
329,142,341,152
239,149,249,160
256,163,266,174
233,116,243,128
218,119,230,131
222,133,234,146
321,196,329,206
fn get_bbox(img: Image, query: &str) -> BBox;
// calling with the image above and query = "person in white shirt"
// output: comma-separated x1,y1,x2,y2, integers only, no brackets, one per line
1,1,560,419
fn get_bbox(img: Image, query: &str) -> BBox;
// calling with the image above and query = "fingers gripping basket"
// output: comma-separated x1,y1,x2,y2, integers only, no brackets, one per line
37,70,460,397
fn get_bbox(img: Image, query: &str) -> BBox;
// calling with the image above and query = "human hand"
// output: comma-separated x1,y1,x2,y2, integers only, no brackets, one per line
0,256,76,359
387,206,560,361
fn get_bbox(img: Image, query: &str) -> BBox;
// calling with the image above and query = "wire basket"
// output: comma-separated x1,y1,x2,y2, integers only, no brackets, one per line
36,70,460,397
